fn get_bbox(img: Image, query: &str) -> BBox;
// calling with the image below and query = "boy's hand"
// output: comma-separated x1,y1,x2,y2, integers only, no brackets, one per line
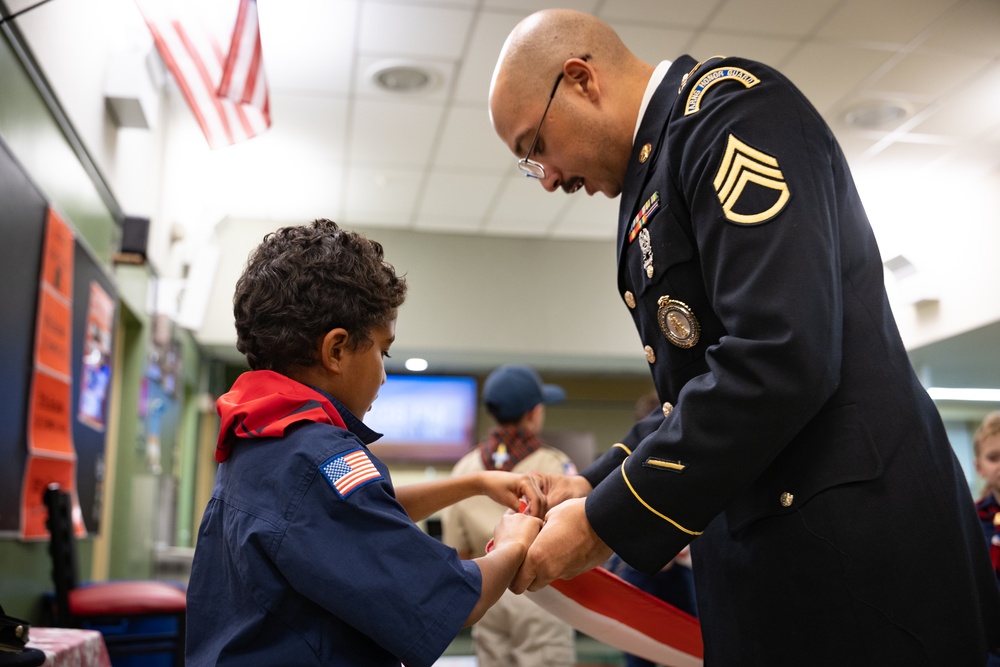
509,497,612,594
480,471,546,516
491,509,542,555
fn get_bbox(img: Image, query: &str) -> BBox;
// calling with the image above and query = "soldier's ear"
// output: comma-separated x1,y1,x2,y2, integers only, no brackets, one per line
564,57,598,101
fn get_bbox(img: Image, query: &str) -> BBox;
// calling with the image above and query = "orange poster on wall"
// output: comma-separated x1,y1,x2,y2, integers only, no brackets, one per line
27,370,74,456
20,456,82,539
21,207,80,540
34,287,72,377
40,207,74,300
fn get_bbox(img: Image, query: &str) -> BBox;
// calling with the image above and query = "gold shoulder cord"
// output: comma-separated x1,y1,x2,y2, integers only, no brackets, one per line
678,55,726,94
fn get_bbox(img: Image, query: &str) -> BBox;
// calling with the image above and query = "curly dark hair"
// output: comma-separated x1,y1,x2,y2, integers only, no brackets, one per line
233,219,407,372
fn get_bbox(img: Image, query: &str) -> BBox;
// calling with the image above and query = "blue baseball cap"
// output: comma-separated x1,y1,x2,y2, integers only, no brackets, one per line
482,364,565,422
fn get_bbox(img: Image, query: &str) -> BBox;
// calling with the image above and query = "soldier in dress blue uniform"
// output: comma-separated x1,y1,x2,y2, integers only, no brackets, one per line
488,9,1000,665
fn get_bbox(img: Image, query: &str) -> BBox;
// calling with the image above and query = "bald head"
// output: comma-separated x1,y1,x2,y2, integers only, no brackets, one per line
489,9,637,129
488,10,654,198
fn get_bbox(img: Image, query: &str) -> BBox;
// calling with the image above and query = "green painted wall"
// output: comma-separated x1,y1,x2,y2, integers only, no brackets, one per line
0,24,114,623
0,23,201,620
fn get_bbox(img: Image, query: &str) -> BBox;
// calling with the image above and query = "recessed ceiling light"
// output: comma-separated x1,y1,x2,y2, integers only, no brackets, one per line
844,100,911,129
405,358,429,372
368,60,439,94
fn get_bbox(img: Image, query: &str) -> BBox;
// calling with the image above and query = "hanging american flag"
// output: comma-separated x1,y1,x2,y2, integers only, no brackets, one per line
134,0,271,149
321,449,383,499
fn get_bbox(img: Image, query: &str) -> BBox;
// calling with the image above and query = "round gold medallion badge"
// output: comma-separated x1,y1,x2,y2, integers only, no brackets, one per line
657,296,700,349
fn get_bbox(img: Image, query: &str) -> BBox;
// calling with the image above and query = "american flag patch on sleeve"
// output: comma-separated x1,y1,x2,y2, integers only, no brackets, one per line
321,449,383,498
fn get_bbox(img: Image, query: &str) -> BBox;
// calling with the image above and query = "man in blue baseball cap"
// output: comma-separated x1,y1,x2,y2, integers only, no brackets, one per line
442,364,577,667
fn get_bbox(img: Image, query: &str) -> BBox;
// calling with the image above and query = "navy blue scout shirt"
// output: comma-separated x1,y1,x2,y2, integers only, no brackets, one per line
186,390,481,667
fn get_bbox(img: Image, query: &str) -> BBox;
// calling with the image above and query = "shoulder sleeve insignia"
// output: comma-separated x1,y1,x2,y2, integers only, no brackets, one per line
685,67,759,116
321,448,383,498
713,134,790,225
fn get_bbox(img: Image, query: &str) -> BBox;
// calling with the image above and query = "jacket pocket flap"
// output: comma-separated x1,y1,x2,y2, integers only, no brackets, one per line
725,404,883,535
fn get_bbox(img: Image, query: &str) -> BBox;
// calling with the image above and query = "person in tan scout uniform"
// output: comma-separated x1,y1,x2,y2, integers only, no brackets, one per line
442,364,576,667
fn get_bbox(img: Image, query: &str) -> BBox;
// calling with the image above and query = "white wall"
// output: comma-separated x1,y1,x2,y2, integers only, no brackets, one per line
199,218,648,373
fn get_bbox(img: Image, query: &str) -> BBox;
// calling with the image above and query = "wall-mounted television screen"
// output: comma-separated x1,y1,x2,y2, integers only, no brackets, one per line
364,374,478,463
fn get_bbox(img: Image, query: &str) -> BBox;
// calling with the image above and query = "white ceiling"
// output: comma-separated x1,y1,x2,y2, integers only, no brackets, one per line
7,0,1000,394
215,0,1000,242
194,0,1000,390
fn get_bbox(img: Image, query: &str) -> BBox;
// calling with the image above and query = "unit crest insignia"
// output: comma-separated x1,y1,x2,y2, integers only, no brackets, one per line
713,134,790,225
657,296,700,349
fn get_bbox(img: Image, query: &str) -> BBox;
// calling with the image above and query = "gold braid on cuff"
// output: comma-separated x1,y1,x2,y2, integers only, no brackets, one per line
620,461,703,536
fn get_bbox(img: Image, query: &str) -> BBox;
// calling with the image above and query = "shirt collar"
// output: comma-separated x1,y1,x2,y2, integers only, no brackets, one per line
311,386,382,445
633,60,673,144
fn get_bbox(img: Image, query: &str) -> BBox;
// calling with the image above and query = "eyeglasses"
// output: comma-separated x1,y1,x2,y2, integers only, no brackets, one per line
517,70,565,179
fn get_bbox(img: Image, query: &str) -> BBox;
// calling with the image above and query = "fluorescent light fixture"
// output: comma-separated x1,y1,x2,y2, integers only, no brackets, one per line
405,358,429,372
926,387,1000,403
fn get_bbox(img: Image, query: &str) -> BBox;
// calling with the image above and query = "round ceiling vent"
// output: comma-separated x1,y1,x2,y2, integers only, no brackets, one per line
844,100,911,129
368,60,440,94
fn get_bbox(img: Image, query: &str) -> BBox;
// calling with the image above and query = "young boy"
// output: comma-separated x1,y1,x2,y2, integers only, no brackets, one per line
186,219,543,667
975,411,1000,577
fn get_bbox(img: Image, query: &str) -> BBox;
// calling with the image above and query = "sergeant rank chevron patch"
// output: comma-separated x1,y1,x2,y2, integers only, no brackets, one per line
713,134,790,225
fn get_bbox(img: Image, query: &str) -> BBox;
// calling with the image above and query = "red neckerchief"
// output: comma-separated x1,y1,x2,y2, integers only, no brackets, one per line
215,370,347,462
479,424,544,472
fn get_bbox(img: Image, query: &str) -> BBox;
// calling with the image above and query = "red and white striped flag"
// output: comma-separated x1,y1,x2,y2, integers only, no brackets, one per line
135,0,271,149
529,567,703,667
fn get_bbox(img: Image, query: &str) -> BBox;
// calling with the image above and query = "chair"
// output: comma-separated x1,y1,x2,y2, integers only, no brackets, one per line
43,485,187,666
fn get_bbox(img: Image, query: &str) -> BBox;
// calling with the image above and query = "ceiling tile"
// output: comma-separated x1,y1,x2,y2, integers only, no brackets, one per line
686,31,799,66
434,106,513,172
482,0,600,13
707,0,841,36
861,139,954,172
359,3,474,59
453,11,523,106
922,0,1000,56
415,171,506,221
486,176,571,229
343,167,424,227
779,43,893,114
349,99,445,167
2,0,38,12
387,0,478,6
912,62,1000,138
610,24,696,65
258,0,358,96
866,50,991,99
815,0,958,45
599,0,719,28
